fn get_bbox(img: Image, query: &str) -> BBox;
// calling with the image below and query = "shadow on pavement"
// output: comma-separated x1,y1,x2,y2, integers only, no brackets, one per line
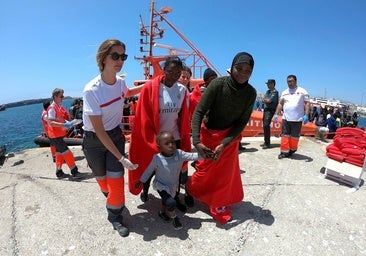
123,195,274,241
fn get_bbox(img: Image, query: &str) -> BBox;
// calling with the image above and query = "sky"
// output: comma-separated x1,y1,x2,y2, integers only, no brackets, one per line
1,0,366,105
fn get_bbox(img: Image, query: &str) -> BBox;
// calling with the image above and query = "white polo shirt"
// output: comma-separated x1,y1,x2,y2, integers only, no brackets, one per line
281,86,309,121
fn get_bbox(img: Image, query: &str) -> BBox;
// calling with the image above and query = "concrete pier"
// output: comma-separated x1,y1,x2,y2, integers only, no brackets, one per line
0,137,365,256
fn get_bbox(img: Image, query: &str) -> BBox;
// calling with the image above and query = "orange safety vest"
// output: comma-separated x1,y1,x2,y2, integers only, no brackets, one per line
47,102,70,138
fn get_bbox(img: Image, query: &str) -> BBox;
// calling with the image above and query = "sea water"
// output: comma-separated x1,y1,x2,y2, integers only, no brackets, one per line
0,99,73,153
0,99,365,153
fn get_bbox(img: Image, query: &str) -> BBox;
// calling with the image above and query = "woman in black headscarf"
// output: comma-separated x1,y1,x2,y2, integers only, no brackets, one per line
186,52,257,224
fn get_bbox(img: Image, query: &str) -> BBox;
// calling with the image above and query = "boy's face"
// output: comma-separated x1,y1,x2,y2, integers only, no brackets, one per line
158,133,176,156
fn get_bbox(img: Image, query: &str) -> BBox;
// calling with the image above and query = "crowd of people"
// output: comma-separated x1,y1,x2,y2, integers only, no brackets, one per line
309,104,359,139
41,38,361,238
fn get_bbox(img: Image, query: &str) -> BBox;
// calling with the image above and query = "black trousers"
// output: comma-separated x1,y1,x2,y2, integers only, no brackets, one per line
157,190,176,211
263,109,275,145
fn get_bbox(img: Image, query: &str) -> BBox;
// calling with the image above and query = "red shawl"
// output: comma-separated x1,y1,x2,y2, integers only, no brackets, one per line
128,75,191,195
186,125,244,208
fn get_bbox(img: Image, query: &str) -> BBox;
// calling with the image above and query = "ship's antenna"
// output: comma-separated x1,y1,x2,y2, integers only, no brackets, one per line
149,0,155,57
155,11,221,76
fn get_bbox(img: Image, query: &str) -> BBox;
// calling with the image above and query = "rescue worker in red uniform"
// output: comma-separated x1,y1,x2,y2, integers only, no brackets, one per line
47,88,83,179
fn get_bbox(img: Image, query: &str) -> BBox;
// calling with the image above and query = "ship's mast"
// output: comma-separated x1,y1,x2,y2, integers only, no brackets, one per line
148,0,155,58
136,0,221,80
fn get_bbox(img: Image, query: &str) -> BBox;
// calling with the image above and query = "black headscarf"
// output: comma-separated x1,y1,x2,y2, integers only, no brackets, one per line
230,52,254,73
230,52,254,86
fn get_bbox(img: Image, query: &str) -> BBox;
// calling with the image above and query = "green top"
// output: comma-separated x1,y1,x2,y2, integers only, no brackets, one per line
191,76,257,147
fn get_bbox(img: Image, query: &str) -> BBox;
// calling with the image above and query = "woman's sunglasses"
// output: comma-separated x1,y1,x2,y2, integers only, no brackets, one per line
109,52,128,61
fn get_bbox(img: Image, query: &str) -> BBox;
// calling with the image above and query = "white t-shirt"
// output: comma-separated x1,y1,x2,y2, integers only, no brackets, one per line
281,86,309,121
47,102,59,120
83,75,128,132
159,82,187,140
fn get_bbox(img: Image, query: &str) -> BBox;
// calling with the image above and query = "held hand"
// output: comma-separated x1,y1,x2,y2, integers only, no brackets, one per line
302,114,309,125
63,121,72,128
273,114,279,123
212,144,224,161
119,156,138,170
195,143,214,160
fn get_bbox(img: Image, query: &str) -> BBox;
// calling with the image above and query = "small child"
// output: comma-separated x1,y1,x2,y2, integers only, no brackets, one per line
136,131,202,230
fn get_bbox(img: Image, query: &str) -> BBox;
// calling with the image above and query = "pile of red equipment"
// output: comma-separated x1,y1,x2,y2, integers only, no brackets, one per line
326,127,366,167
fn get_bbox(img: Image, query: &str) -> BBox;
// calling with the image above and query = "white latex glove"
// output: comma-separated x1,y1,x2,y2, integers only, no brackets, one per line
119,156,138,170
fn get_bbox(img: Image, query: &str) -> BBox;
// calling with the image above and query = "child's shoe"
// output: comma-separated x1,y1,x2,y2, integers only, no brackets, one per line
172,216,183,230
158,211,171,222
175,196,187,212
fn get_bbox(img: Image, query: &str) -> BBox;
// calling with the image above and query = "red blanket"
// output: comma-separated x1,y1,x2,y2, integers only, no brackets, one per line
128,75,191,195
186,125,244,208
326,127,366,167
189,82,205,119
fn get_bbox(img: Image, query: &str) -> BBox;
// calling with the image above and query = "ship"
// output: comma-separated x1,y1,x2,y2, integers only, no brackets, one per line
122,0,318,139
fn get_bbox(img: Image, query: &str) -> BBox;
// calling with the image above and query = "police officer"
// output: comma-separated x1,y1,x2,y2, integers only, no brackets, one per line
261,79,279,148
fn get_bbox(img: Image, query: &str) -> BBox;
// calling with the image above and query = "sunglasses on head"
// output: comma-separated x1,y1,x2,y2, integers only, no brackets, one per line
109,52,128,61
